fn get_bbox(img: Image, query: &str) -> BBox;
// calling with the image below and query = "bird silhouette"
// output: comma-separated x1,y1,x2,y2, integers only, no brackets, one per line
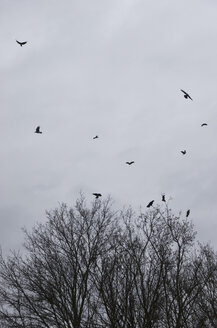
35,126,42,134
186,209,190,217
162,194,166,202
147,200,154,208
93,135,99,139
201,123,208,127
181,150,186,155
180,89,193,100
126,161,135,165
93,193,102,199
16,40,27,47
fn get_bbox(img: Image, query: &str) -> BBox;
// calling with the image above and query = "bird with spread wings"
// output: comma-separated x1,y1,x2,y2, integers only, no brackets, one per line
93,193,102,199
147,200,154,208
16,40,27,47
181,89,193,100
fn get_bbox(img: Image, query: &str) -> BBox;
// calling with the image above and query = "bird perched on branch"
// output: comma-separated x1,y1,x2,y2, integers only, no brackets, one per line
162,194,166,202
93,135,99,139
181,89,193,100
181,150,186,155
186,209,190,217
35,126,42,134
93,193,102,199
16,40,27,47
147,200,154,208
126,161,135,165
201,123,208,127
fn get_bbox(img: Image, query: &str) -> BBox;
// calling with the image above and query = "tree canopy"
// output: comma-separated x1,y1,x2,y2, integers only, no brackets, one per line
0,196,216,328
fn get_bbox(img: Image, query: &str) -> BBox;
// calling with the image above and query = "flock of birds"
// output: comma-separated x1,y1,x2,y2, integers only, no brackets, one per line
16,39,208,219
146,197,190,218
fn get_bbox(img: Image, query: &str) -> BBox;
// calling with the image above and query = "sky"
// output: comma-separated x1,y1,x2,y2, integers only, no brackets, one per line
0,0,217,253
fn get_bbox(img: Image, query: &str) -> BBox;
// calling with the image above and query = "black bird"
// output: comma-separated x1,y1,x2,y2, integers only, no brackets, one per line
181,150,186,155
186,209,190,217
35,126,42,134
180,89,193,101
16,40,27,47
126,161,135,165
93,193,102,199
147,200,154,208
162,194,166,202
93,135,99,139
201,123,208,127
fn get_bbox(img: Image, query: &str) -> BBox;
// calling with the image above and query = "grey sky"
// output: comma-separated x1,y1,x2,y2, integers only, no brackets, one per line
1,0,217,253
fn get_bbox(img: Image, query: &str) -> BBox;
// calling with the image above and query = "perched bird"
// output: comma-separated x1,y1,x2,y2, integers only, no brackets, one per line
162,194,166,202
147,200,154,208
16,40,27,47
35,126,42,134
126,161,135,165
93,135,99,139
201,123,208,127
181,150,186,155
186,209,190,217
93,193,102,199
180,89,193,100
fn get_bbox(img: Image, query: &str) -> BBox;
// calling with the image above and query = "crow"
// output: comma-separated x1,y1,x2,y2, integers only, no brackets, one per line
16,40,27,47
186,209,190,217
162,194,166,202
180,89,193,100
126,161,135,165
93,193,102,199
201,123,208,127
181,150,186,155
93,135,99,139
35,126,42,134
147,200,154,208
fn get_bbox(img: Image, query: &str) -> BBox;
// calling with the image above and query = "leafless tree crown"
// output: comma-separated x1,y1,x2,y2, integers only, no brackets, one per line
0,197,216,328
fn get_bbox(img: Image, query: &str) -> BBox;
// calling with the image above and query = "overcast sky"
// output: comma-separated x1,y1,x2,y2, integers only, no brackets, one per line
1,0,217,253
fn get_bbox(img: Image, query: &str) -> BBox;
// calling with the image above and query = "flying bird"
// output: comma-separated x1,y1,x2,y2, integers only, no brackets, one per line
180,89,193,100
181,150,186,155
16,40,27,47
147,200,154,208
162,194,166,202
186,209,190,217
93,193,102,199
201,123,208,127
35,126,42,134
93,135,99,139
126,161,135,165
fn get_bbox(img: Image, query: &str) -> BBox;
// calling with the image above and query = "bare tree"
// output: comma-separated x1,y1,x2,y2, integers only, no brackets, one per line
193,244,217,327
0,196,216,328
0,197,119,328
